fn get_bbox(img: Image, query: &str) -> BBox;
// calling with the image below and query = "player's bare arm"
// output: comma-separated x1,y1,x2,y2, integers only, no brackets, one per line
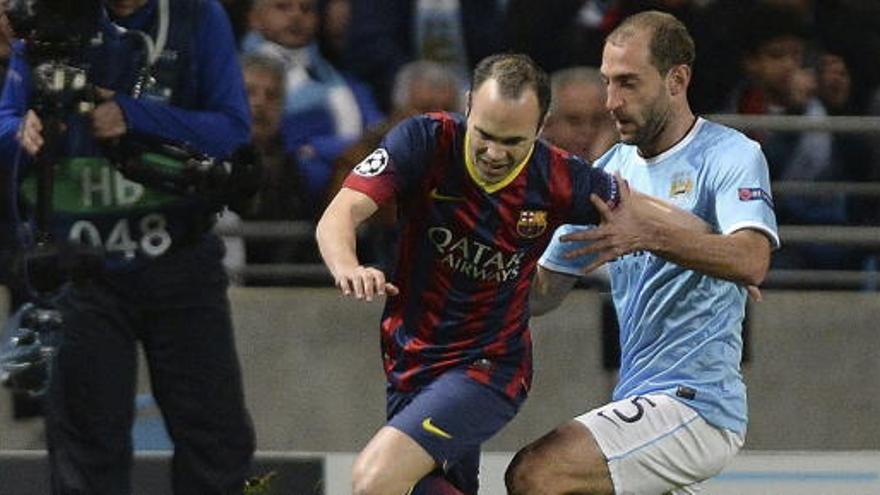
563,181,771,287
532,179,728,317
646,227,771,286
316,187,399,301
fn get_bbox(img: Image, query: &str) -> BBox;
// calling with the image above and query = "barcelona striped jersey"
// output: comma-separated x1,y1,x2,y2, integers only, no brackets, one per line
343,112,619,402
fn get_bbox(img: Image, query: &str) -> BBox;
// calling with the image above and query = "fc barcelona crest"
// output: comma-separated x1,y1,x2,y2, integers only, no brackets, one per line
516,210,548,238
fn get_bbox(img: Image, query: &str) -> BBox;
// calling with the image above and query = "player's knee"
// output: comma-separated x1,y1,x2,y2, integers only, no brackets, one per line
505,446,549,495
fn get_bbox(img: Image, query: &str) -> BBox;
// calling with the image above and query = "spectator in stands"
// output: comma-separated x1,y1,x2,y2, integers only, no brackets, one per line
726,3,856,269
245,54,288,154
728,6,817,124
815,0,880,113
316,0,351,69
344,0,506,112
542,66,617,161
815,50,875,205
238,53,316,275
816,53,853,116
244,0,384,213
813,50,878,274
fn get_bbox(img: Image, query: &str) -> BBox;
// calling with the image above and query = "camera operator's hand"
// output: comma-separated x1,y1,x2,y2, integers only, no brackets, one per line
91,100,128,139
17,110,44,157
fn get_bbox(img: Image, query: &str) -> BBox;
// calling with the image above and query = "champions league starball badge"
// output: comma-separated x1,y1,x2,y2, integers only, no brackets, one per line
353,148,390,177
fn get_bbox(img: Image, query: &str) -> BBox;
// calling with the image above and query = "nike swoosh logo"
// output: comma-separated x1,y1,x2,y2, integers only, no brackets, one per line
421,417,453,439
430,188,464,201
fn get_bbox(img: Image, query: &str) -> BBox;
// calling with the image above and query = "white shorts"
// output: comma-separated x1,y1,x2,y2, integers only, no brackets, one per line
575,394,744,495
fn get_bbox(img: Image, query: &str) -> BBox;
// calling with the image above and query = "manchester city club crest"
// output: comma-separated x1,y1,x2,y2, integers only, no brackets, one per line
516,210,548,238
669,171,694,199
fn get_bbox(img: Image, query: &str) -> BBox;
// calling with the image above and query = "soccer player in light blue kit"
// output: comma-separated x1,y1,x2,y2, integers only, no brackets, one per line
505,11,780,495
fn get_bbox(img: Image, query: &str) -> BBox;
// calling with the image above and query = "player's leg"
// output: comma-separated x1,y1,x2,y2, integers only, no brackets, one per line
352,425,437,495
506,419,613,494
354,367,520,495
408,448,478,495
411,467,471,495
506,394,744,495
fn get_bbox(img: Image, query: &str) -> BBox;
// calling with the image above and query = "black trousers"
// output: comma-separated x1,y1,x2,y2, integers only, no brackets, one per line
47,234,255,494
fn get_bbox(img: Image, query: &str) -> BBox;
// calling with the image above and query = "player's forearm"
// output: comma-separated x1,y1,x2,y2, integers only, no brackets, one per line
648,228,771,286
316,189,380,279
315,211,361,280
635,192,712,234
629,191,770,284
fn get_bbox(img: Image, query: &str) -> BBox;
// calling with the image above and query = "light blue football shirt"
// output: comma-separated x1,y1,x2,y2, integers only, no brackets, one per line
539,118,780,434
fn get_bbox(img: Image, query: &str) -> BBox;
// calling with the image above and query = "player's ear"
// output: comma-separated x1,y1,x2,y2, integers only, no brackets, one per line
667,64,691,96
465,90,472,117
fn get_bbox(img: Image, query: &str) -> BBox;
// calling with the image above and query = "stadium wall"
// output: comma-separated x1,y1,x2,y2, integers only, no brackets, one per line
1,288,879,453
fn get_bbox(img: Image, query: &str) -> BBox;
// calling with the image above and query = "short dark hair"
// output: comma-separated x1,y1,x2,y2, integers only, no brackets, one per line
471,53,551,123
607,10,695,75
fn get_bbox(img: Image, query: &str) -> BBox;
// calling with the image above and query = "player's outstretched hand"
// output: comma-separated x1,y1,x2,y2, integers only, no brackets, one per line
560,176,642,274
334,265,399,302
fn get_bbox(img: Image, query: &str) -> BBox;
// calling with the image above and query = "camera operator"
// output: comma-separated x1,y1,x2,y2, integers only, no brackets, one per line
0,0,255,493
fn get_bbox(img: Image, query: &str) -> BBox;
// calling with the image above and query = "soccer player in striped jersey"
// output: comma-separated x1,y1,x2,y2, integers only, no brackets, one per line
316,53,626,495
506,11,779,495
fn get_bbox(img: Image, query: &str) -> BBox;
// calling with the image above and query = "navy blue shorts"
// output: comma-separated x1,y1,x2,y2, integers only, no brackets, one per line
387,367,521,494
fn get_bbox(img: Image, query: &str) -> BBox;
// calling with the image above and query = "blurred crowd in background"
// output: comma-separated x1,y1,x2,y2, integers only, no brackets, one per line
2,0,880,285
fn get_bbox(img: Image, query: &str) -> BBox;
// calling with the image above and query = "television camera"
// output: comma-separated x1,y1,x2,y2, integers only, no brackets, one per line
0,0,261,397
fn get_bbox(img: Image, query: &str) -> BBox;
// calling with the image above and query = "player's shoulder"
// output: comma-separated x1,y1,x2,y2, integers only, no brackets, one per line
399,111,463,139
540,139,590,168
593,142,631,171
421,111,465,126
697,118,763,160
